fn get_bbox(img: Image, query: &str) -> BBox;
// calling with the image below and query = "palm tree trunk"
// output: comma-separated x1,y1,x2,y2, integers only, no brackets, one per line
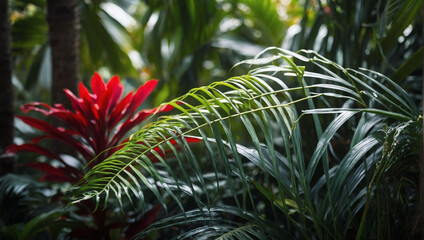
47,0,79,107
47,0,79,155
0,0,14,175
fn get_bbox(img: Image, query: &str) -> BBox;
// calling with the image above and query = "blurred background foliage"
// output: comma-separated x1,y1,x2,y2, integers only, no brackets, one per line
9,0,300,105
3,0,423,239
9,0,422,106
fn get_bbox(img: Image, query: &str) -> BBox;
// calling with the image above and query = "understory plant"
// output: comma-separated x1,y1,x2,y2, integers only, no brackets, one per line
73,48,422,239
6,73,194,239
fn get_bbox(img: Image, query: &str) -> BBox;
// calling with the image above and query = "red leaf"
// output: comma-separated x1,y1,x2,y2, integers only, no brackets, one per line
78,82,94,105
52,103,66,110
21,102,88,136
127,80,158,115
16,115,93,160
107,80,159,133
90,72,106,99
30,135,50,143
16,115,62,135
178,136,201,143
79,82,99,120
111,104,176,146
104,75,123,115
111,111,153,145
7,144,82,180
107,92,133,131
6,143,64,162
92,74,118,118
27,162,75,183
150,136,201,160
64,89,92,121
21,102,51,114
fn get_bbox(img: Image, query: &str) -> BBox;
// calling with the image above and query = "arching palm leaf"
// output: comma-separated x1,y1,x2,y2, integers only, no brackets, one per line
72,48,420,239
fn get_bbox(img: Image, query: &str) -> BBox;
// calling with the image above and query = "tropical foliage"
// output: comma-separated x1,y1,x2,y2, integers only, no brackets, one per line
137,0,288,99
0,174,66,240
1,0,422,239
5,74,186,239
73,48,422,239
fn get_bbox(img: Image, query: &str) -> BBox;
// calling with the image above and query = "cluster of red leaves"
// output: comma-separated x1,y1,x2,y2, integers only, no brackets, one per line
6,73,201,238
6,73,179,184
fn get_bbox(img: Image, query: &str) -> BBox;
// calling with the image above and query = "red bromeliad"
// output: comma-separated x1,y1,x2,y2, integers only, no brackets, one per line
6,73,200,239
6,73,183,183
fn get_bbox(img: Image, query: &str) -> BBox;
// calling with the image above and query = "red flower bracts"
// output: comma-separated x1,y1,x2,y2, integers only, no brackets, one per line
6,73,180,183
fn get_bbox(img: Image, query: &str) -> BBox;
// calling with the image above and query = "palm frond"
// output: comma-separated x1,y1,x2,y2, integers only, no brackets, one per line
72,48,420,238
133,206,284,240
0,174,42,225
